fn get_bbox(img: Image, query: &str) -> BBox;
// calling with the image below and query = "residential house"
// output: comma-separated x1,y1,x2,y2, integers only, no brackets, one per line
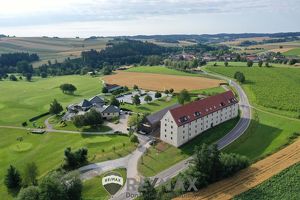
160,91,239,147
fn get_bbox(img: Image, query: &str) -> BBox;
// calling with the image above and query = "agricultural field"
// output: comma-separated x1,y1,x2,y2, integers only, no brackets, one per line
103,71,225,92
206,63,300,118
282,47,300,57
0,75,103,126
0,37,109,67
138,117,239,177
82,168,127,200
234,162,300,200
0,128,136,200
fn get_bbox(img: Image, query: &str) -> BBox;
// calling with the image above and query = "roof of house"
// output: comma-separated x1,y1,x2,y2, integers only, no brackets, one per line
105,83,122,90
146,104,181,125
97,105,120,113
79,99,93,108
89,96,105,105
169,91,238,127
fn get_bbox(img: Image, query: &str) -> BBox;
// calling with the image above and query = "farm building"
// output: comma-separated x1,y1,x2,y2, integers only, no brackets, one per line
140,104,180,134
160,91,239,147
104,83,123,93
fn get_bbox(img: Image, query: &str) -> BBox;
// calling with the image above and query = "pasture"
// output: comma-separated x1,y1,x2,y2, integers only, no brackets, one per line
0,75,103,126
0,128,135,199
103,71,225,92
234,163,300,200
0,37,109,67
206,63,300,118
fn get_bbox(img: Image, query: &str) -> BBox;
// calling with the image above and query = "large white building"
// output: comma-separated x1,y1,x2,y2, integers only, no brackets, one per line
160,91,239,147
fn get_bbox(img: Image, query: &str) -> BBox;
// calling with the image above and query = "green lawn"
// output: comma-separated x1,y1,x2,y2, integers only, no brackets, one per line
0,128,136,200
234,162,300,200
126,66,218,79
0,75,103,126
49,116,112,132
121,97,178,114
138,117,240,177
82,168,127,200
190,86,226,96
126,66,199,76
224,110,300,161
205,63,300,118
283,47,300,57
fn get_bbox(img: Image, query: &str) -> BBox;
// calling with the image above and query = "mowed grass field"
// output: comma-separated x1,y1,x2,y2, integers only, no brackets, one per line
138,117,240,177
103,71,225,92
0,128,136,200
234,162,300,200
82,168,127,200
0,37,110,67
0,75,103,126
283,47,300,57
206,63,300,118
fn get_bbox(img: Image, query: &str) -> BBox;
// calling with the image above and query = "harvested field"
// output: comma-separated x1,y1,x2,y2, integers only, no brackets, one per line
174,139,300,200
102,71,224,92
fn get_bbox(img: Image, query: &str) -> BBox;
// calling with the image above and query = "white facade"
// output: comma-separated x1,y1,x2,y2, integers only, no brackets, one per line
160,103,239,147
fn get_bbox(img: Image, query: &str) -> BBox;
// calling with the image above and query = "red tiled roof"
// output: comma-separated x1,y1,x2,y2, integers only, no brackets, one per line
169,91,238,127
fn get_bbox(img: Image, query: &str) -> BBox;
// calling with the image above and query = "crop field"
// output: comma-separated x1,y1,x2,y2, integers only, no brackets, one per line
103,71,225,92
0,128,135,200
0,37,109,67
0,75,103,126
206,63,300,118
234,162,300,200
175,139,300,200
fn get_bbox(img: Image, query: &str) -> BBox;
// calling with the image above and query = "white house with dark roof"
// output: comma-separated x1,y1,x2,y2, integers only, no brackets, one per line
160,91,239,147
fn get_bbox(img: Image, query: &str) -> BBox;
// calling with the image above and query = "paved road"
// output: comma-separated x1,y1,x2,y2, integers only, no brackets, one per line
149,72,252,187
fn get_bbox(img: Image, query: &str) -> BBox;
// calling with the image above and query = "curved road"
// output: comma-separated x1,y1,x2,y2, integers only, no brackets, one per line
108,72,251,200
150,73,251,186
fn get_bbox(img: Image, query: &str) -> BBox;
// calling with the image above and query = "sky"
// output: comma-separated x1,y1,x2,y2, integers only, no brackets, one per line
0,0,299,37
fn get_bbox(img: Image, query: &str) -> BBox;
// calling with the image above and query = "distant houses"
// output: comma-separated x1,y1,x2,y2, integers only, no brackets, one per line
63,95,120,121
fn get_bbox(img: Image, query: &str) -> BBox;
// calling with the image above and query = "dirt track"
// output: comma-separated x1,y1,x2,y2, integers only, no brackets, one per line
102,71,224,92
174,139,300,200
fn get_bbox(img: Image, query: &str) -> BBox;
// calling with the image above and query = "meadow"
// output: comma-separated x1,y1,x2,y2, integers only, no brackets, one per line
224,110,300,161
0,128,136,199
206,63,300,118
138,117,239,177
283,47,300,57
82,168,126,200
126,66,200,76
0,75,103,126
234,162,300,200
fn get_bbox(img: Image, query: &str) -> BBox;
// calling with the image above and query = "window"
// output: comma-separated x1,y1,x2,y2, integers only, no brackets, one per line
171,126,173,129
165,124,167,126
183,136,185,139
165,129,167,132
171,131,173,134
165,135,166,137
171,137,173,140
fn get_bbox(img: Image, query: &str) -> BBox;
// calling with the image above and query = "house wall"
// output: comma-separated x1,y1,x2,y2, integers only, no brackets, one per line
160,111,178,147
102,112,119,119
160,103,239,147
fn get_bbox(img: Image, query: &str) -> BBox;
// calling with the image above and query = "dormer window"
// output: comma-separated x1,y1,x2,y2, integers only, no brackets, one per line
194,111,201,117
179,116,188,123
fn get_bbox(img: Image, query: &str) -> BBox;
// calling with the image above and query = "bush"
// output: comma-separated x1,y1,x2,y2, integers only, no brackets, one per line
220,153,249,178
130,134,139,143
17,186,40,200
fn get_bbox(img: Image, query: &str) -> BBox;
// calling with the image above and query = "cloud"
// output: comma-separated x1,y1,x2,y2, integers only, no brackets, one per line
0,0,299,27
